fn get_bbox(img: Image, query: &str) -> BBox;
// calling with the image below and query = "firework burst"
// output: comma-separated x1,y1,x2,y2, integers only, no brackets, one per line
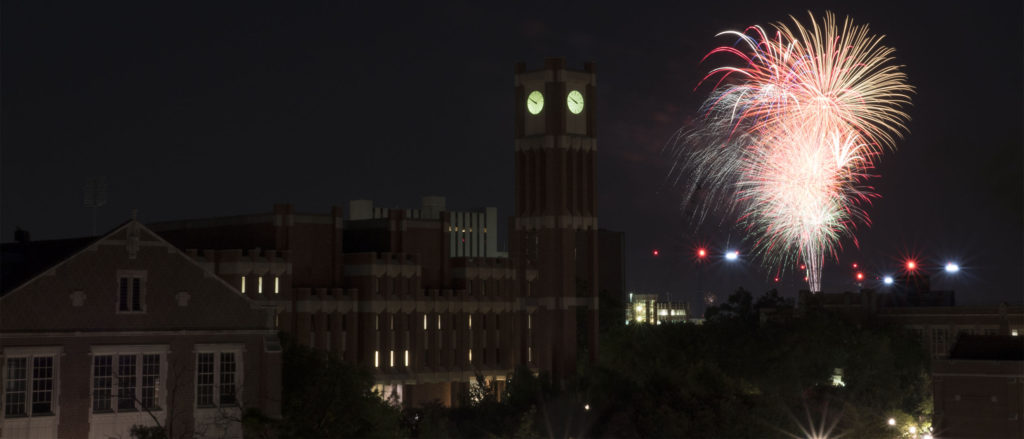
672,12,912,292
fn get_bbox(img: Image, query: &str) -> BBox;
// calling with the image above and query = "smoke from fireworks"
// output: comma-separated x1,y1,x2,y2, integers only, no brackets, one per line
672,12,912,292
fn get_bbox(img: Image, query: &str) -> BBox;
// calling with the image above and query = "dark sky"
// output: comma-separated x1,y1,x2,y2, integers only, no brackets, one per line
3,1,1022,309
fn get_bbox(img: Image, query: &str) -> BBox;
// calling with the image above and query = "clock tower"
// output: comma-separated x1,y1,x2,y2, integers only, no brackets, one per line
512,58,598,380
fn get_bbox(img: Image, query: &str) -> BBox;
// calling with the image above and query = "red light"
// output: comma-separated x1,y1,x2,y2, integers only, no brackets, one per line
906,260,917,271
697,248,707,258
800,264,806,270
652,249,659,257
852,263,858,269
773,277,779,282
856,272,864,281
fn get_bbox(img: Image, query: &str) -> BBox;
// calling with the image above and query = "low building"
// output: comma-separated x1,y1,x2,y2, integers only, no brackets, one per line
932,335,1024,438
0,220,280,439
626,293,688,325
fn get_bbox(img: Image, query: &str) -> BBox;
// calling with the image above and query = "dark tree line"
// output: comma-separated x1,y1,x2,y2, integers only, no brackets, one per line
138,288,931,438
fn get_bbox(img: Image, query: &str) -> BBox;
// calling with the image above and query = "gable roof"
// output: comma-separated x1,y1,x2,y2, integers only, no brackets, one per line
0,222,130,296
0,220,265,310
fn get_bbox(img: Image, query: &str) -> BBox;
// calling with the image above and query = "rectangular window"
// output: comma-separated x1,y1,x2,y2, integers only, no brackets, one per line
404,350,410,367
195,350,240,408
374,351,380,368
196,353,215,407
4,358,27,416
141,354,160,409
274,276,280,294
118,274,144,312
219,353,237,405
389,350,395,367
423,314,428,330
258,276,263,294
91,350,164,414
31,357,53,414
241,276,247,293
117,355,136,410
92,356,113,412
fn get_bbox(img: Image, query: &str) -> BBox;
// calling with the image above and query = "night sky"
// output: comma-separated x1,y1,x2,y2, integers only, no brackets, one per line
3,1,1021,310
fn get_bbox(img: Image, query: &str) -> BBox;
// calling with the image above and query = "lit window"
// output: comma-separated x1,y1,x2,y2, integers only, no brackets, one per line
423,315,428,330
468,315,473,329
241,276,246,293
274,276,280,294
404,350,410,367
527,314,532,330
437,315,441,330
258,276,263,294
1013,329,1019,337
389,350,395,367
468,349,473,363
374,351,380,368
528,347,532,363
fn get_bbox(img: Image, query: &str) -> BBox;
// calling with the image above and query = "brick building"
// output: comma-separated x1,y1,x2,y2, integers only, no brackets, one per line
146,58,611,405
0,220,281,439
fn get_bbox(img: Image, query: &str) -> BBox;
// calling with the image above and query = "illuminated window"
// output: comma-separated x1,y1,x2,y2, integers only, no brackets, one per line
468,315,473,329
274,276,279,294
258,276,263,294
528,347,532,363
1013,329,1020,337
404,350,410,367
527,314,532,330
374,351,379,368
389,350,395,367
241,276,246,293
468,349,473,363
437,314,441,330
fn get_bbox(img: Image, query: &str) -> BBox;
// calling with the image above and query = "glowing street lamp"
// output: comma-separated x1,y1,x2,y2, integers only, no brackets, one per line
905,260,917,271
887,418,896,426
725,250,739,261
883,276,894,285
855,272,864,281
944,262,960,273
697,248,707,259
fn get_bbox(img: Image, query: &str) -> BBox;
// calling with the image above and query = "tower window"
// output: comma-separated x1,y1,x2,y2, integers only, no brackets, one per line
241,276,246,293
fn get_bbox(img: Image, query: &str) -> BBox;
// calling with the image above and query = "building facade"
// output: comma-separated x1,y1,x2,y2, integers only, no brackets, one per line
0,221,281,439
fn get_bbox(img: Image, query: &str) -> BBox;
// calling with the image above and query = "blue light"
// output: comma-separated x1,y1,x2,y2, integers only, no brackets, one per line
945,262,960,273
883,276,894,285
725,250,739,261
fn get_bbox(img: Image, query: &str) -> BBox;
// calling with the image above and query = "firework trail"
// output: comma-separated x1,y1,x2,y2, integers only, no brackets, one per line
672,12,912,292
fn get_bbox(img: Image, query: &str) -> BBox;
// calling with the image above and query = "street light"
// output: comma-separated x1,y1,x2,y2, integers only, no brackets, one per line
887,418,896,426
725,250,739,261
944,262,959,273
883,276,894,285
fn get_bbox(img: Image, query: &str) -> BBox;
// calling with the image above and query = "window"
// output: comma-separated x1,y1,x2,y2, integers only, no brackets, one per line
91,348,164,413
195,348,241,408
258,276,263,294
389,350,395,368
118,272,146,312
274,276,280,294
404,350,410,367
374,351,380,368
3,350,59,418
241,276,246,293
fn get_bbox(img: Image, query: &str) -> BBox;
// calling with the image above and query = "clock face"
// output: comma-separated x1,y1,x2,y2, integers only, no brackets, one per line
527,90,544,115
567,90,584,114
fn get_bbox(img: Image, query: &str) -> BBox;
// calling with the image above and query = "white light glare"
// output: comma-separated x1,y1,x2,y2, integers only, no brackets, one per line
883,276,894,285
923,435,933,439
887,418,896,426
725,250,739,261
944,262,960,273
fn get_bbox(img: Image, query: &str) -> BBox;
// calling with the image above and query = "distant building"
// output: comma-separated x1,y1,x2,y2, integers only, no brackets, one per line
0,221,280,439
626,293,689,325
798,289,1023,359
349,196,507,258
932,335,1024,439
